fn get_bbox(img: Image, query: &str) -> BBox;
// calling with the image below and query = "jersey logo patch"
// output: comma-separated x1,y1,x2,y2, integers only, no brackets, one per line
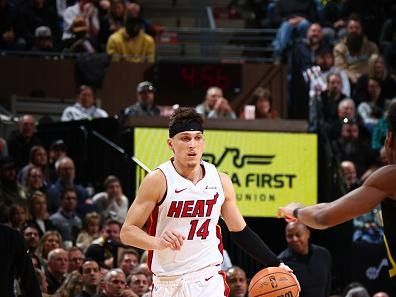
175,188,187,193
205,185,217,190
205,275,214,281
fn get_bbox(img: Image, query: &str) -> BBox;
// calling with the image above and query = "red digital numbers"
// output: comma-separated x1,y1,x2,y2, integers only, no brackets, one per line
180,66,196,88
179,65,230,90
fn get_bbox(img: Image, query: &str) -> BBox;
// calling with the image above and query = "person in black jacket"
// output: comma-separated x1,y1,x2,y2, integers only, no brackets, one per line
278,222,332,297
0,224,42,297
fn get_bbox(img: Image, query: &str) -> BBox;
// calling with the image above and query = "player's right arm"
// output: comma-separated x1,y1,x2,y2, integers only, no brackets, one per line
120,170,184,251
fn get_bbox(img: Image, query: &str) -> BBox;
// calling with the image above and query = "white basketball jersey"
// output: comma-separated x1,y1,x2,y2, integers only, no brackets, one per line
147,159,225,276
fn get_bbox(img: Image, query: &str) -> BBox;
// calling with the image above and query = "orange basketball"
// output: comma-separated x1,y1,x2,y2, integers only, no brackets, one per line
248,267,299,297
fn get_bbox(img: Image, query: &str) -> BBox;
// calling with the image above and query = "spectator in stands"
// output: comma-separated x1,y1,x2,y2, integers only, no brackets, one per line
196,86,237,119
354,54,396,104
31,26,55,52
134,263,152,288
343,283,370,297
240,87,279,119
332,119,378,177
341,0,385,44
324,97,371,141
92,175,129,223
357,78,386,133
371,100,395,153
49,187,82,245
61,85,108,121
352,201,383,244
75,259,101,297
7,114,41,169
85,219,123,269
340,160,360,192
380,5,396,75
15,0,61,49
106,13,155,63
22,223,41,254
118,248,139,278
37,230,63,261
61,16,96,53
62,0,100,42
312,48,351,97
289,23,330,119
48,139,67,184
32,253,43,271
320,0,347,45
253,87,279,119
68,246,84,273
121,81,160,121
309,72,347,134
98,0,126,49
0,0,23,50
278,222,332,297
337,97,356,120
322,73,347,120
101,269,132,297
225,266,248,297
18,145,48,186
333,15,378,85
47,156,89,214
127,271,149,297
34,268,48,296
271,0,318,63
25,166,46,196
126,2,163,37
45,248,69,294
53,270,83,297
0,224,42,297
27,190,56,237
76,211,101,252
7,203,28,231
0,156,28,222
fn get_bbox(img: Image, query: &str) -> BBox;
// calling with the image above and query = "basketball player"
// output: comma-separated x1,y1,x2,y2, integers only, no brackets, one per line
278,100,396,284
120,107,298,297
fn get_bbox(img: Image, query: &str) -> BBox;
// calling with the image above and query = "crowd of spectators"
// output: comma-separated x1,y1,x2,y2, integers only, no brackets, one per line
0,0,156,62
0,119,155,296
1,0,396,296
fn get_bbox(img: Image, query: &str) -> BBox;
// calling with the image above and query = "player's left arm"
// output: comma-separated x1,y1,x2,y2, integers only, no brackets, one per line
279,165,396,229
219,172,281,267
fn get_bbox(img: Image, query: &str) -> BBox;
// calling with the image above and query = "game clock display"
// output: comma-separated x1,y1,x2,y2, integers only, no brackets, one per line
156,62,242,97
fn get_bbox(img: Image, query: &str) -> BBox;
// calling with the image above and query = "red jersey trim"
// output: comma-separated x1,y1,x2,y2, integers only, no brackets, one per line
147,205,159,273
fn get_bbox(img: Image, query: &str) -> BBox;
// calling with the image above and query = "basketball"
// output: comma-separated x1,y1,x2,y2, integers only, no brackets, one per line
248,267,299,297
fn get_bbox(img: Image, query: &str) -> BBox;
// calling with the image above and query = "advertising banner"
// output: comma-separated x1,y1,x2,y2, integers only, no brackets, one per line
134,128,317,217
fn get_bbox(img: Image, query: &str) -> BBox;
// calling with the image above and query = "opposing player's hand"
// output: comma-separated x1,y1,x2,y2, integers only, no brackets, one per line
279,263,301,294
158,230,185,250
277,202,304,222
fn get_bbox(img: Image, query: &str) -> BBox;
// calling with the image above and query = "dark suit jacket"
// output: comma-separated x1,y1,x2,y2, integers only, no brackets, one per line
0,224,42,297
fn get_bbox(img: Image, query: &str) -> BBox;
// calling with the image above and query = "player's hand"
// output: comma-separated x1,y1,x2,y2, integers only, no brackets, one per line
279,263,301,294
277,202,304,222
158,230,185,250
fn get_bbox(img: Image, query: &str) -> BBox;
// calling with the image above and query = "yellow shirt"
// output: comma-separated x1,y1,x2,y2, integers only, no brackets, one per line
106,28,155,63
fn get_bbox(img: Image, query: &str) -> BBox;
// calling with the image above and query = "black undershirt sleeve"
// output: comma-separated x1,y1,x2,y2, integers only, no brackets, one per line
230,225,281,267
